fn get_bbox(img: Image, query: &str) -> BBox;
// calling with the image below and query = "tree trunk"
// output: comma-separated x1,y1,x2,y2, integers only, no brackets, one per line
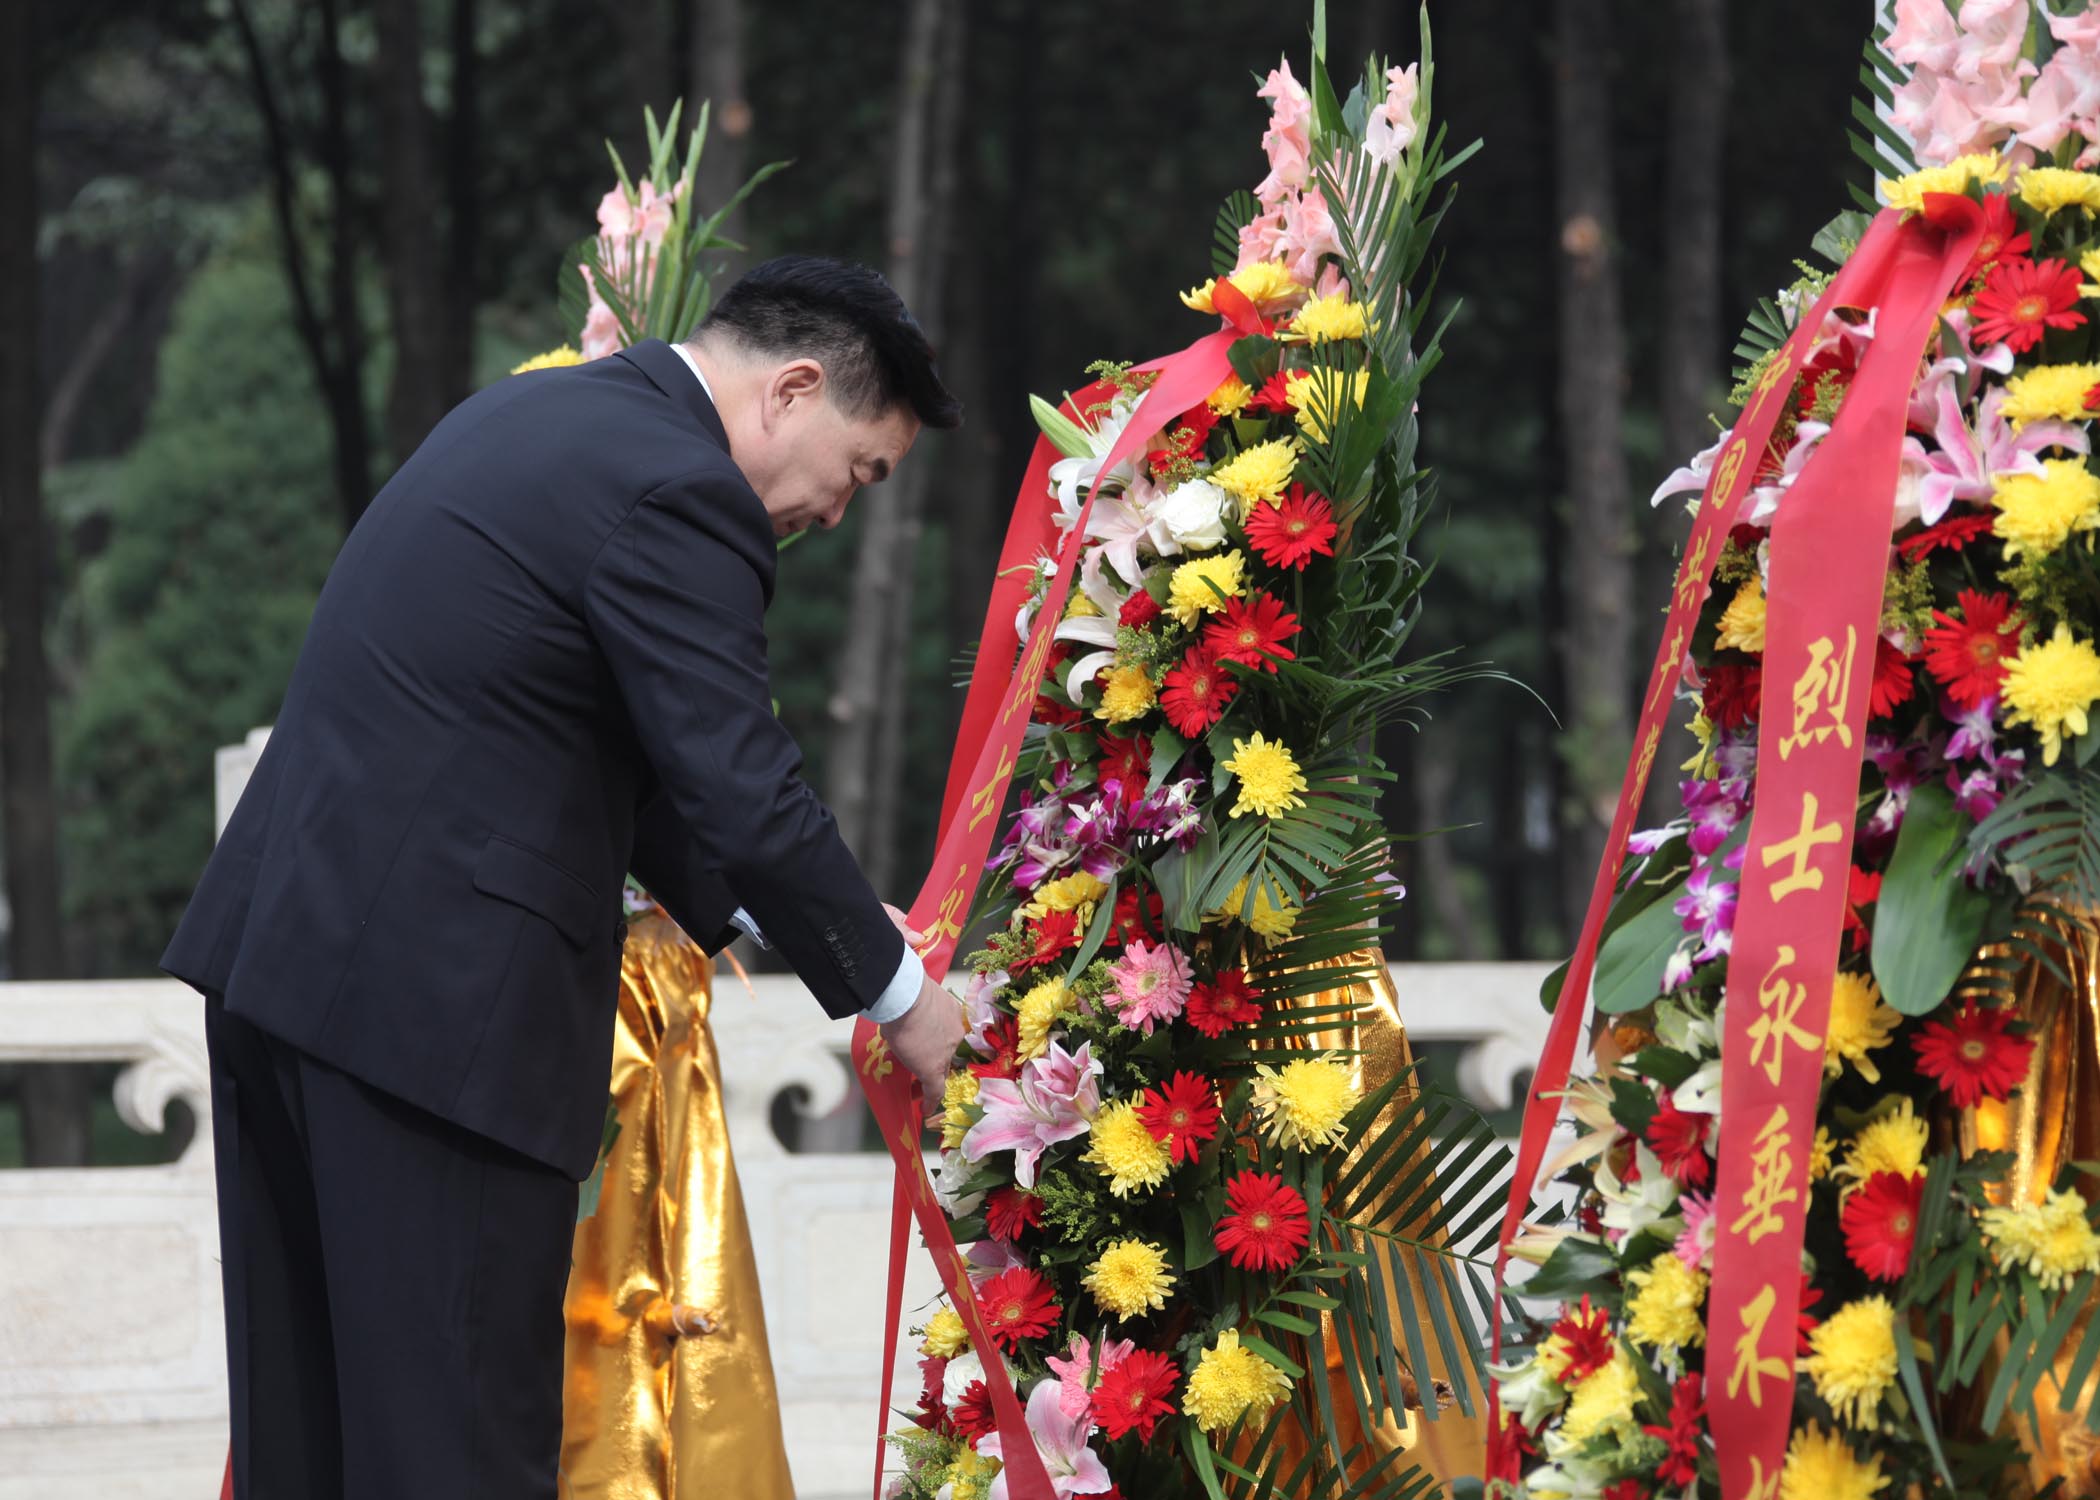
445,0,480,395
823,0,960,891
40,255,156,471
604,0,674,123
1414,730,1483,961
1642,0,1728,827
1,0,88,1164
375,0,453,465
690,0,751,293
1552,0,1634,924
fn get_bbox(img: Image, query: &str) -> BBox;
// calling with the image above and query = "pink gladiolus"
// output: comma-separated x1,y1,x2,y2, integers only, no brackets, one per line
1278,188,1342,286
1364,63,1420,166
1046,1333,1136,1420
1887,0,1962,71
578,265,623,360
962,1040,1103,1189
1107,940,1193,1034
1256,60,1313,203
1952,0,2032,82
982,1378,1114,1500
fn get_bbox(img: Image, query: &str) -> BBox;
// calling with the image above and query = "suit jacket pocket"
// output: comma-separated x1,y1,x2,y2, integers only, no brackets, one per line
473,834,601,949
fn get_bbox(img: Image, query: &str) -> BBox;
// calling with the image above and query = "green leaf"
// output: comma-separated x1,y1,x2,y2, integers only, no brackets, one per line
1030,394,1094,459
1874,782,1992,1015
1522,1236,1619,1304
1591,877,1689,1014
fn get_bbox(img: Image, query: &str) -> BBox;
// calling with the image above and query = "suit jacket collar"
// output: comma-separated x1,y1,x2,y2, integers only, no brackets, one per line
617,339,732,451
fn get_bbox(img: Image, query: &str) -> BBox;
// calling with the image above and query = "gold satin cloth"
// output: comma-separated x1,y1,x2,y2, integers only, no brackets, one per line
558,910,795,1500
1955,910,2100,1496
1241,952,1488,1490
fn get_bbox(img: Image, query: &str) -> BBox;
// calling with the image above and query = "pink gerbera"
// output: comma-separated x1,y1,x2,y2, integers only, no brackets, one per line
1107,939,1194,1033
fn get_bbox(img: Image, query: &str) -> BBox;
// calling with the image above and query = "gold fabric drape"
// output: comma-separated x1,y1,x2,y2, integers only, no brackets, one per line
1244,952,1488,1490
559,909,796,1500
1955,911,2100,1497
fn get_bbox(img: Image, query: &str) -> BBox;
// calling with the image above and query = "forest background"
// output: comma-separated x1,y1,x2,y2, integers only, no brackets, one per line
0,0,1876,1161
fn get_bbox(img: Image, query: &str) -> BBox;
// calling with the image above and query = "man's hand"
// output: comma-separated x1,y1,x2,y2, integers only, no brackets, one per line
880,972,965,1114
881,902,926,948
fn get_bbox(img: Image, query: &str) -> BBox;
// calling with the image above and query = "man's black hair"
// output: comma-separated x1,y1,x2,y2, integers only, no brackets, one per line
697,255,962,429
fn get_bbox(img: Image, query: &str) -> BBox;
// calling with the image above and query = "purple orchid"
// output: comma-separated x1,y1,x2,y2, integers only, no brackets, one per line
1946,694,2003,765
1675,846,1744,964
982,1378,1114,1500
1950,764,2005,820
1062,792,1131,881
1681,779,1746,860
962,1040,1103,1190
1132,776,1206,849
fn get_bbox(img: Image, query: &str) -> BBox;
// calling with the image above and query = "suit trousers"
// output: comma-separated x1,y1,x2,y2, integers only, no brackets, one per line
205,995,579,1499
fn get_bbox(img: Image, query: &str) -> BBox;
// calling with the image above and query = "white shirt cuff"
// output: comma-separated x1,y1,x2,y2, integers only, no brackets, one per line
860,941,925,1025
728,907,769,949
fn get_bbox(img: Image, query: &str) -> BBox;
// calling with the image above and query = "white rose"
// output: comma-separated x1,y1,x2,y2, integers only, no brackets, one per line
931,1149,985,1219
942,1351,987,1407
1153,478,1230,552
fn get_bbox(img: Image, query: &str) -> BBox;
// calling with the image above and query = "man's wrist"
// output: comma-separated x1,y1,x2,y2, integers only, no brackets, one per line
860,941,926,1025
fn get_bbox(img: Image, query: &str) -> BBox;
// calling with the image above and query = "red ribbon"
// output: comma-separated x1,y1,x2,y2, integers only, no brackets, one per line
1489,201,1982,1496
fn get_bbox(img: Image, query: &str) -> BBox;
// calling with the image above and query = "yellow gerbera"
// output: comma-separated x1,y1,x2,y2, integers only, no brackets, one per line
1181,259,1301,315
1252,1054,1359,1151
1289,292,1371,344
1208,439,1299,514
1715,576,1768,653
1801,1296,1898,1428
1223,732,1309,818
2020,166,2100,216
1824,971,1901,1084
1992,457,2100,561
1881,152,2011,214
1167,550,1249,626
1183,1330,1292,1433
1083,1239,1176,1319
2000,363,2100,427
511,345,585,374
2005,624,2100,765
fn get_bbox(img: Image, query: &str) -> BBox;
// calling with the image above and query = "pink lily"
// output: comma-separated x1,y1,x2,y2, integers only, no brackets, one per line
1901,384,2087,528
983,1378,1114,1500
962,1040,1103,1189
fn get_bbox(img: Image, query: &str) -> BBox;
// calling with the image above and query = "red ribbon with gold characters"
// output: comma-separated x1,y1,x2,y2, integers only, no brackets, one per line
1489,199,1982,1496
853,323,1243,1500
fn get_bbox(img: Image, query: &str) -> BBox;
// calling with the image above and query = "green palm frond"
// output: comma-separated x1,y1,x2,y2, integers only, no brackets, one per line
1214,189,1262,278
1966,768,2100,908
1848,22,1913,210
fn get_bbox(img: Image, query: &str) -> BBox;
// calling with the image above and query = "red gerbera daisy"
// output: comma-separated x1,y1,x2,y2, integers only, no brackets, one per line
1870,635,1917,718
1204,592,1301,673
1913,1003,2036,1107
975,1267,1060,1351
1972,255,2087,353
1090,1348,1180,1441
1010,909,1081,974
1640,1373,1706,1487
1923,590,2022,708
1645,1096,1713,1188
1949,189,2031,284
949,1380,995,1440
1796,1274,1824,1357
1160,646,1240,736
1548,1296,1615,1387
969,1015,1024,1082
1214,1170,1313,1272
2088,381,2100,412
1897,510,1997,561
1034,687,1086,729
1247,368,1305,413
1136,1071,1222,1164
1701,662,1762,731
1245,483,1340,570
1485,1412,1540,1483
1185,969,1262,1037
915,1355,949,1429
1119,590,1164,628
1843,865,1882,955
1841,1169,1925,1281
1602,1483,1651,1500
985,1186,1044,1243
1106,885,1162,949
1097,731,1152,806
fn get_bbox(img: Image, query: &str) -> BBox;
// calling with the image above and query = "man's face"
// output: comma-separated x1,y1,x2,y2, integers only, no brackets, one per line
736,358,921,538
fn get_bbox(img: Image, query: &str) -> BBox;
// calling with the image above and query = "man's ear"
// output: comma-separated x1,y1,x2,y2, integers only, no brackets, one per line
767,358,826,423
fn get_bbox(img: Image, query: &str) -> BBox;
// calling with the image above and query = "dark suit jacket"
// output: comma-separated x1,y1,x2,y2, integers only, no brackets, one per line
162,339,903,1178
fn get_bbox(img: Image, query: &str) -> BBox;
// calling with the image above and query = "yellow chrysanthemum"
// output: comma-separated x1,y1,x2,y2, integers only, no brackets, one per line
1779,1422,1889,1500
1681,710,1718,777
1020,871,1110,926
1715,576,1768,653
1624,1253,1708,1351
1802,1296,1898,1429
1558,1349,1642,1444
2004,623,2100,766
1181,259,1302,315
940,1446,1001,1500
940,1070,981,1150
1982,1187,2100,1289
2021,166,2100,216
511,345,585,374
1253,1054,1359,1151
1289,292,1371,344
1208,439,1299,514
1183,1329,1293,1434
2000,364,2100,427
1014,977,1074,1062
1287,367,1371,444
1064,590,1100,619
1223,732,1309,819
1881,152,2011,214
1208,375,1255,416
1992,458,2100,561
1824,971,1902,1084
1210,876,1300,940
919,1305,970,1359
1811,1125,1837,1184
1167,549,1249,626
1840,1098,1928,1187
1085,1101,1173,1197
1083,1238,1176,1320
1096,663,1157,725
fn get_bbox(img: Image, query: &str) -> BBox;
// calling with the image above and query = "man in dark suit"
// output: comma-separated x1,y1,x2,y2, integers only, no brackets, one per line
163,256,967,1498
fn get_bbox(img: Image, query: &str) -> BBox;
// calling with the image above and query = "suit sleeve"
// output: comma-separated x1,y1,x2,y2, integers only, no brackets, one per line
583,467,906,1019
628,780,743,955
